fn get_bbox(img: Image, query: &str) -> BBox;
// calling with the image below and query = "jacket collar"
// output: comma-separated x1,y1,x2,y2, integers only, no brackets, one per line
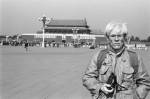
107,45,126,57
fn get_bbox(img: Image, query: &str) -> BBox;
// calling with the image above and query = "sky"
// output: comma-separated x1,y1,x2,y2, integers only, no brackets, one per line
1,0,150,39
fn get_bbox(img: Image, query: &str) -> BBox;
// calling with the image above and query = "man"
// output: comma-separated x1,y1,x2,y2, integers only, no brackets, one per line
82,21,150,99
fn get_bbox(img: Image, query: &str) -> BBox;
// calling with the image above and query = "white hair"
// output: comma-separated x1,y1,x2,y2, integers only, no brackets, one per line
105,21,128,37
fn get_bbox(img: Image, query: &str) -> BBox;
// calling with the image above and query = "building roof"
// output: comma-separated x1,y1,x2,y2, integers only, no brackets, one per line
91,29,105,35
0,35,6,38
36,30,43,34
45,27,89,30
46,19,88,27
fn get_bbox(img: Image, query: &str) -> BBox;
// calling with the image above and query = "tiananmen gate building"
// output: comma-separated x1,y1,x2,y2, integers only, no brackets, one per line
21,18,107,45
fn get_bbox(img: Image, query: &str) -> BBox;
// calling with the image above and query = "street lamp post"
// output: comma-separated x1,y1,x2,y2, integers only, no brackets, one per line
39,15,49,48
16,34,20,42
6,36,9,42
72,27,79,44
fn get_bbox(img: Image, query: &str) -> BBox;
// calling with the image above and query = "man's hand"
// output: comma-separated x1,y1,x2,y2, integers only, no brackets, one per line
101,83,114,94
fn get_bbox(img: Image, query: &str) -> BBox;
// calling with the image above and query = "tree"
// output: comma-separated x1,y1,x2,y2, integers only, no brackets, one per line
147,36,150,42
135,36,140,41
130,35,135,41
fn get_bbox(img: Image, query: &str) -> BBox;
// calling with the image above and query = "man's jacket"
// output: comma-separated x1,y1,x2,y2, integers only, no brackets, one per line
82,48,150,99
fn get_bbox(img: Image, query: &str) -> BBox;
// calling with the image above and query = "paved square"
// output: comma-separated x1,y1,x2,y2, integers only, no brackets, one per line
1,47,150,99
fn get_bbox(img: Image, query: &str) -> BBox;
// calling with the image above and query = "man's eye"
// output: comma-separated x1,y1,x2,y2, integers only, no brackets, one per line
110,35,115,37
117,35,122,37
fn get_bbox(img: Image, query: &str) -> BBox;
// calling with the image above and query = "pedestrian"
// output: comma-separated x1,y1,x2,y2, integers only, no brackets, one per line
24,41,29,51
82,21,150,99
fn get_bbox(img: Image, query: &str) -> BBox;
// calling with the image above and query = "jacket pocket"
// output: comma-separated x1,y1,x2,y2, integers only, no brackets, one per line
122,66,134,79
122,66,135,89
99,65,110,82
99,65,109,75
119,89,140,99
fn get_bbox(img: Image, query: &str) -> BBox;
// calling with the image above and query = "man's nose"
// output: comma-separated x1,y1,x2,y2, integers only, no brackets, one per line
115,36,119,41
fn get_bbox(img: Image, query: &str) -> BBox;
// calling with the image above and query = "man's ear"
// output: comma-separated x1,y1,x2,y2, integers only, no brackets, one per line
123,33,128,42
124,33,127,38
105,33,110,41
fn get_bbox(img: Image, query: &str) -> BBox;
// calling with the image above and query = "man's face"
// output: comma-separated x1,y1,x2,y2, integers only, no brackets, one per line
108,30,125,50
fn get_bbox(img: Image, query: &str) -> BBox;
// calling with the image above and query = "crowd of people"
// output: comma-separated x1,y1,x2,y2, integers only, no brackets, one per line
0,39,107,49
0,39,149,51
